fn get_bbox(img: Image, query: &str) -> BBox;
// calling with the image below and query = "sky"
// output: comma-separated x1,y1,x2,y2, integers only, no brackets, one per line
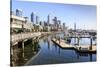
12,0,97,30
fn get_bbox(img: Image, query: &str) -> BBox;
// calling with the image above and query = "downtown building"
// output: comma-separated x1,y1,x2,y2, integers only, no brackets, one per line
10,9,34,34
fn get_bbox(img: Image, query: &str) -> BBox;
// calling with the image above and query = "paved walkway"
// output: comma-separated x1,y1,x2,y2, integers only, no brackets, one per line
11,32,41,43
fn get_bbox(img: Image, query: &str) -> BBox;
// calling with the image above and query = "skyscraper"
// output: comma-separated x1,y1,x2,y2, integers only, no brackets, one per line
53,17,58,30
31,12,34,23
74,23,76,32
47,15,50,26
58,20,61,28
53,17,58,26
16,9,23,17
36,16,39,24
63,22,65,30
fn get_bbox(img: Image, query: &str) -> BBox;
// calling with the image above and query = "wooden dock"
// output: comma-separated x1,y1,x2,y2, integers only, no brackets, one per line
52,38,96,53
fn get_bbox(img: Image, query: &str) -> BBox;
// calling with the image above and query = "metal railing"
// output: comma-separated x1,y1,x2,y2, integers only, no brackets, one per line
11,32,41,42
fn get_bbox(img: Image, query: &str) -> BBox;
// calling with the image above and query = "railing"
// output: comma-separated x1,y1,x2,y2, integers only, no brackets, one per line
11,32,41,42
68,34,96,38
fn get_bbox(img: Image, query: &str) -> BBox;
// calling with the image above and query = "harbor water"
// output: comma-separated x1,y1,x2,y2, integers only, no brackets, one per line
13,34,96,66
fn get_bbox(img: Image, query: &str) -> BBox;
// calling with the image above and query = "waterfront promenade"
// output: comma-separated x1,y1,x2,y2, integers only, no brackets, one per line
11,31,61,46
11,32,42,46
11,32,41,42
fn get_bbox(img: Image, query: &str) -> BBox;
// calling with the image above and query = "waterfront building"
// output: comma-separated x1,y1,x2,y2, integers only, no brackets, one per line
33,24,43,32
16,9,23,17
24,17,29,22
10,11,15,15
11,14,34,34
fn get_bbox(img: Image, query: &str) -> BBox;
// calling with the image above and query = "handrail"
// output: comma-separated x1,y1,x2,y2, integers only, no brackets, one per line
11,32,41,42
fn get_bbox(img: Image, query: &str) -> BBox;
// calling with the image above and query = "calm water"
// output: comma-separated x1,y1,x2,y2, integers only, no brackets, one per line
13,34,96,66
26,34,96,65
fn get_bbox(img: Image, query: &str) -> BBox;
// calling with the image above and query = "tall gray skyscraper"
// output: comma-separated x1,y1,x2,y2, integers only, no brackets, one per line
53,17,57,25
36,16,38,24
31,12,34,23
47,15,50,26
16,9,22,17
53,17,58,30
63,22,65,30
74,23,76,32
58,20,61,28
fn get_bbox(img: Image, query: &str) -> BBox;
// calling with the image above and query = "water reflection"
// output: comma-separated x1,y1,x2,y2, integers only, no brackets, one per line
12,34,96,66
12,39,40,66
26,35,96,65
89,53,93,62
75,51,93,62
47,38,50,50
58,47,61,56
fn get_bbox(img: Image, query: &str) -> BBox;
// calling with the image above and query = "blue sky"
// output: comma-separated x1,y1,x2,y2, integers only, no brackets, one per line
12,0,97,30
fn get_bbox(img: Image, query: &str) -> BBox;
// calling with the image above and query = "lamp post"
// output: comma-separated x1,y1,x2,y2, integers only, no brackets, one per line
90,36,93,50
77,36,80,45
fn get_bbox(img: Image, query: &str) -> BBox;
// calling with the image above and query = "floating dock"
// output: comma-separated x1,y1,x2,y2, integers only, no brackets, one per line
52,38,96,53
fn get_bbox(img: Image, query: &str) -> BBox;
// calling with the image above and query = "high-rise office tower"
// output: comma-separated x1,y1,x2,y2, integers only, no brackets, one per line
53,16,58,30
39,21,42,25
47,15,50,26
36,16,39,24
31,12,34,23
16,9,23,17
58,20,61,28
74,23,76,32
53,17,57,26
63,22,65,30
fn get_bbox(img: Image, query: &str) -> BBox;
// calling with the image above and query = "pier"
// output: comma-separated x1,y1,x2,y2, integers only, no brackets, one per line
11,32,41,44
52,38,96,53
66,34,97,38
10,32,53,66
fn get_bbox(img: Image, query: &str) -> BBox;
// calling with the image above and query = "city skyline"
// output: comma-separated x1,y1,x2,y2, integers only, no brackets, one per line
12,0,97,30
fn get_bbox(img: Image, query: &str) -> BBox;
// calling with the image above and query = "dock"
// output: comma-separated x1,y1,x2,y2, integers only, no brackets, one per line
52,38,96,53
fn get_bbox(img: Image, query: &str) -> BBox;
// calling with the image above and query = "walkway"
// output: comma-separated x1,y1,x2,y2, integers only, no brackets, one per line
52,38,96,53
11,32,41,44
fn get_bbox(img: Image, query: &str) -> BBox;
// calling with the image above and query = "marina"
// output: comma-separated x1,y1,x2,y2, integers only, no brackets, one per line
52,38,96,53
10,1,97,66
11,33,96,66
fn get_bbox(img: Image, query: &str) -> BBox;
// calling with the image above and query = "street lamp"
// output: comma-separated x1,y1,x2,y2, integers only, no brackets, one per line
90,36,93,50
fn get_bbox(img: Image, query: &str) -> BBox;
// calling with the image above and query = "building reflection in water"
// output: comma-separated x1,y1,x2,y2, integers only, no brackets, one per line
89,53,92,61
12,39,40,66
75,51,93,62
54,43,57,51
58,47,61,56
